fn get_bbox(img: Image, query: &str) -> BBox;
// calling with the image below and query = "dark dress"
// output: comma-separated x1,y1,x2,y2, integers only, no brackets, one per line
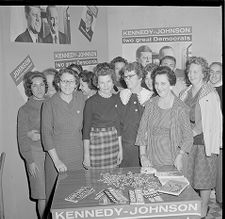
17,97,45,199
119,94,144,167
184,88,217,189
42,92,85,201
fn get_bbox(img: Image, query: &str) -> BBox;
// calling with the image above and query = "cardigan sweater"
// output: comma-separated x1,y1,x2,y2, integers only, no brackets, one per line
180,83,222,155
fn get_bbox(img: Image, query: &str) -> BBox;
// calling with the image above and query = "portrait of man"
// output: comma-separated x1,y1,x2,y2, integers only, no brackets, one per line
136,45,153,67
79,9,94,42
15,6,43,43
43,6,68,44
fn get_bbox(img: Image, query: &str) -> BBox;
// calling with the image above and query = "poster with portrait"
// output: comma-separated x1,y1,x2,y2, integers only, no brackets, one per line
122,26,192,71
78,6,98,42
10,6,71,44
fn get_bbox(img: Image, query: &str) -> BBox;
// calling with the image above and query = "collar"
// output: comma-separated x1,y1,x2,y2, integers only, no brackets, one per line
119,88,153,105
28,28,39,43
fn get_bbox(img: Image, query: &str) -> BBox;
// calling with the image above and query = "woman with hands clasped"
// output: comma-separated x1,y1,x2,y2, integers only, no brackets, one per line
136,66,193,172
17,71,48,219
41,68,86,205
83,64,122,169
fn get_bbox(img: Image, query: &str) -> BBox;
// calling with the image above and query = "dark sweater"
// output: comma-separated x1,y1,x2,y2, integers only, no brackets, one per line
83,93,121,139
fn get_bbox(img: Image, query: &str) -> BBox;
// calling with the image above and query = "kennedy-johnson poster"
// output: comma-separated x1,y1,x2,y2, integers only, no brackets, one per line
122,26,192,71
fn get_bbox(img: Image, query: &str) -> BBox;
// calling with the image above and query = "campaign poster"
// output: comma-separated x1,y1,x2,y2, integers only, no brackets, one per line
10,6,71,44
54,50,98,71
10,55,35,101
78,6,98,42
122,26,192,70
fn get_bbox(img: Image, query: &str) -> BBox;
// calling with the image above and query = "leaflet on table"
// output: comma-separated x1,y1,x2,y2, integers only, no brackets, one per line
157,179,190,196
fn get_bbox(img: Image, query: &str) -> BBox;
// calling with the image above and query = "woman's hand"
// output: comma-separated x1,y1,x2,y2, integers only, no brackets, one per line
54,159,67,173
27,130,40,141
83,156,91,170
140,155,152,167
174,153,183,172
28,162,39,177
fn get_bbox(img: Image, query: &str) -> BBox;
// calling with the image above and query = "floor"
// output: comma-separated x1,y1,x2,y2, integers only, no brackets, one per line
206,198,222,219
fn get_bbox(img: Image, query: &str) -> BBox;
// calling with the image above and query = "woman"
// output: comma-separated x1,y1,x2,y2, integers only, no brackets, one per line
83,65,122,169
136,66,193,173
142,63,158,94
41,68,86,204
79,70,97,99
42,68,58,98
17,71,48,219
180,57,222,218
119,62,153,167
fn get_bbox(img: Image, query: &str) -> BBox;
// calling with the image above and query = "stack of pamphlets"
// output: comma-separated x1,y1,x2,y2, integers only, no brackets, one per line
155,170,190,196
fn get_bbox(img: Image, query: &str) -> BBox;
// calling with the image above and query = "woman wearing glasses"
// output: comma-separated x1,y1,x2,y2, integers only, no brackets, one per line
41,68,86,206
119,62,153,167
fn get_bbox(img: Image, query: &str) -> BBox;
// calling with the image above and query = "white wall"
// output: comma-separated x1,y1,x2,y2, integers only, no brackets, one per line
107,6,222,64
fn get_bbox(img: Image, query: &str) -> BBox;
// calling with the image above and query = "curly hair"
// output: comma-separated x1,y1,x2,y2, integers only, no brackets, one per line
144,63,159,78
67,63,83,74
123,61,145,79
186,56,209,82
23,71,48,97
152,65,176,86
110,56,128,66
92,64,116,88
53,68,79,91
79,70,97,90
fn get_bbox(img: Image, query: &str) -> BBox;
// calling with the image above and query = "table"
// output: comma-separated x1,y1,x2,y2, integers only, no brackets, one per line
51,166,201,219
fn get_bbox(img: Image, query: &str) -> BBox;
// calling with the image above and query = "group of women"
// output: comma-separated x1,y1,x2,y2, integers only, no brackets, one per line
17,57,222,219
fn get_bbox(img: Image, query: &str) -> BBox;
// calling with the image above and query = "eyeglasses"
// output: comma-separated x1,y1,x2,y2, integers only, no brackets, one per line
123,74,137,80
60,79,76,85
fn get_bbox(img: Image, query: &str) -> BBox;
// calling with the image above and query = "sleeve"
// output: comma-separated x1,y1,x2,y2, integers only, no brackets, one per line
135,101,151,146
82,99,93,140
17,107,34,164
178,107,194,153
41,100,54,151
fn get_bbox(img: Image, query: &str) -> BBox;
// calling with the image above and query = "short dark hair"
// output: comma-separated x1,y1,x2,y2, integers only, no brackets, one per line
152,66,176,87
23,71,48,97
93,64,116,88
186,56,209,82
209,61,222,69
79,70,97,90
144,63,159,78
136,45,152,59
160,55,176,66
123,61,145,79
67,63,83,74
110,56,128,66
53,68,79,91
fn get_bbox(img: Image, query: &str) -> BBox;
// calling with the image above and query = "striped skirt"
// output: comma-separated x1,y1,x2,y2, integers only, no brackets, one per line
89,127,119,169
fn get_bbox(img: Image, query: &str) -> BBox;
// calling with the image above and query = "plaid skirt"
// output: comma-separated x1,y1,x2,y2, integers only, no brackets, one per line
89,126,119,169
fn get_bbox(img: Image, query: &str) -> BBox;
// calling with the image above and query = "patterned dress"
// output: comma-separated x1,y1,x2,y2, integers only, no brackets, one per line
151,105,173,166
184,88,217,189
